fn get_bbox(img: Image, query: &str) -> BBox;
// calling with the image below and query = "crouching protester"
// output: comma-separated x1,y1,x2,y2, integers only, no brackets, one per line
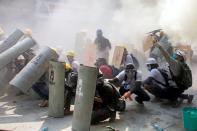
143,58,177,102
91,72,126,125
152,40,193,106
32,72,49,107
109,63,150,104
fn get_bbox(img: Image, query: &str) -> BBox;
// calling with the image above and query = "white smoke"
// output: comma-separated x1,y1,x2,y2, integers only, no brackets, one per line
160,0,197,45
1,0,197,50
32,0,163,52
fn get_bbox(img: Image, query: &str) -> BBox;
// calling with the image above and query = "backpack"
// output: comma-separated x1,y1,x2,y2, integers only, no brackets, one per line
170,63,192,90
157,68,171,87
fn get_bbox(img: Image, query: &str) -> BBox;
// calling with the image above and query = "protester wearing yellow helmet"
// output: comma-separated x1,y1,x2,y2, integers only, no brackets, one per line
67,50,75,57
66,50,79,73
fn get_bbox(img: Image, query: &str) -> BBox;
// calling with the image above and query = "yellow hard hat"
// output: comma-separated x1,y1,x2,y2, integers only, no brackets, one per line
24,28,32,36
67,50,75,57
64,63,72,71
0,27,5,36
50,47,58,53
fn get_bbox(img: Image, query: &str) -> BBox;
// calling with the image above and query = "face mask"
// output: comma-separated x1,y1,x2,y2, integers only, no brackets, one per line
147,65,152,71
172,53,177,60
125,70,134,79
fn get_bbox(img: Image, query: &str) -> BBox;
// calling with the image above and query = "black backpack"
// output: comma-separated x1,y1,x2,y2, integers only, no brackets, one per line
170,63,192,90
157,68,171,87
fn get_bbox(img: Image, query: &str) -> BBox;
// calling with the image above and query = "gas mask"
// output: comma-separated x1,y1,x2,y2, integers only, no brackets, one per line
125,69,135,79
147,64,152,71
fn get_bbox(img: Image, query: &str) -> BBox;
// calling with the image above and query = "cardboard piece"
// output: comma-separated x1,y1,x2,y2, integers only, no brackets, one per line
143,35,153,52
83,44,96,66
112,46,125,68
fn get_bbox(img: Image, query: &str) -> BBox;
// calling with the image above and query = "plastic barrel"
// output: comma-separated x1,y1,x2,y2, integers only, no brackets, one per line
183,107,197,131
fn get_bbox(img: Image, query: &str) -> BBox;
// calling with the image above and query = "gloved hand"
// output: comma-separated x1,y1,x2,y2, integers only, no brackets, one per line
121,91,132,101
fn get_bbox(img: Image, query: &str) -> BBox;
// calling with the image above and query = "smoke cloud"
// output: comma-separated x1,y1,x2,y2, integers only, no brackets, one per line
0,0,197,50
160,0,197,44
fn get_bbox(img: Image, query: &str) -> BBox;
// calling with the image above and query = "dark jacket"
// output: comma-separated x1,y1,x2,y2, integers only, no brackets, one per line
96,82,120,110
94,36,111,50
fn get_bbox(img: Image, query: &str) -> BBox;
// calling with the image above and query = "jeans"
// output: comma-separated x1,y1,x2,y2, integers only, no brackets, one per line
91,106,115,125
32,82,49,100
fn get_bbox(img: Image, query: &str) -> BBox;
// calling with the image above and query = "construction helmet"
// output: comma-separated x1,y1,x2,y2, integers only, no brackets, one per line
175,49,186,61
175,49,185,57
0,27,5,36
67,50,75,57
24,28,32,36
51,47,58,53
146,58,157,65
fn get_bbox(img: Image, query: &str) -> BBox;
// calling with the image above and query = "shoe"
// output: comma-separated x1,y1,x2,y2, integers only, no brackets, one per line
91,120,99,125
151,97,162,103
39,100,48,107
135,97,144,105
106,126,119,131
109,111,116,122
15,91,24,96
188,95,194,104
64,108,73,115
172,98,183,108
64,110,73,115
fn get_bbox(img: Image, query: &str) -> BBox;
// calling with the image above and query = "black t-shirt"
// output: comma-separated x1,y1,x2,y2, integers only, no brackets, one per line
96,83,120,109
94,36,111,50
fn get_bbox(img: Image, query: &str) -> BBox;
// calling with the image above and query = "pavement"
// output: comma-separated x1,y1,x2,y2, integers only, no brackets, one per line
0,66,197,131
0,83,196,131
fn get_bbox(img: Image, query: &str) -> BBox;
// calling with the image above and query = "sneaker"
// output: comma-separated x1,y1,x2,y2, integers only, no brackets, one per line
188,95,194,104
64,108,73,115
135,97,144,105
172,98,183,108
64,110,73,115
39,100,48,107
106,126,119,131
151,97,162,103
109,111,116,122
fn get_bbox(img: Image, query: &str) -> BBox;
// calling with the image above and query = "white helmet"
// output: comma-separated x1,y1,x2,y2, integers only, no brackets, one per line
146,58,157,65
0,27,5,36
175,49,185,57
175,49,186,60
